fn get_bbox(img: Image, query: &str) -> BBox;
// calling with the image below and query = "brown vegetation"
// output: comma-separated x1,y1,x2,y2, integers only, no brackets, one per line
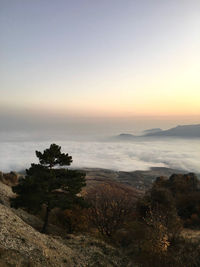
1,163,200,267
86,182,136,238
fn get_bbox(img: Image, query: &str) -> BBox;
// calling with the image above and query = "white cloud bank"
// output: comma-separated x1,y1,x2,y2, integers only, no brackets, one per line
0,138,200,173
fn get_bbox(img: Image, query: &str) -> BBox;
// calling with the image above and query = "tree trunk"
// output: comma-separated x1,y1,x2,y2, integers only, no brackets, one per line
41,206,50,233
66,217,73,234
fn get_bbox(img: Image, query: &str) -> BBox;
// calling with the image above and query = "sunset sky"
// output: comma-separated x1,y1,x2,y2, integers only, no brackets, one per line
1,0,200,118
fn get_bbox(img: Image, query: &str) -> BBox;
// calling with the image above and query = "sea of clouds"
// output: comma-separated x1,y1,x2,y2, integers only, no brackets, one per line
0,138,200,173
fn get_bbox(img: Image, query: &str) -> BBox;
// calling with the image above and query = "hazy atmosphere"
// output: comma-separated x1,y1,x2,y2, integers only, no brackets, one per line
1,1,200,266
1,0,200,172
0,138,199,173
1,0,200,117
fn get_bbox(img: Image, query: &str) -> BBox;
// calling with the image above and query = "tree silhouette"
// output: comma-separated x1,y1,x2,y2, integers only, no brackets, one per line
11,144,86,233
87,183,135,237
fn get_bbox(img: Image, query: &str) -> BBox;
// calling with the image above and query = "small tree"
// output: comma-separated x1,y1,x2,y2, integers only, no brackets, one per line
137,187,182,240
11,144,86,233
87,183,135,238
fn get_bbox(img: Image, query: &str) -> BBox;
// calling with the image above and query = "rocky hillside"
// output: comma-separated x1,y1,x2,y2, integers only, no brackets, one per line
0,174,130,267
83,167,186,191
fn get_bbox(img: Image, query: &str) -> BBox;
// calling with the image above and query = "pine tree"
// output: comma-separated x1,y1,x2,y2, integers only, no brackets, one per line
11,144,86,233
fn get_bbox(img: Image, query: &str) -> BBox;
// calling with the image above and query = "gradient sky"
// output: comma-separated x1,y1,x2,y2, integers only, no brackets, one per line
1,0,200,117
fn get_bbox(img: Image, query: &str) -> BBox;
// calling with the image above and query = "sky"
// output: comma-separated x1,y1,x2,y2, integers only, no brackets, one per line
0,0,200,125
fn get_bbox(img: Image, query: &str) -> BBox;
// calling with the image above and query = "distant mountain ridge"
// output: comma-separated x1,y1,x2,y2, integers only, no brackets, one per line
114,133,136,140
145,124,200,137
143,128,162,134
114,124,200,140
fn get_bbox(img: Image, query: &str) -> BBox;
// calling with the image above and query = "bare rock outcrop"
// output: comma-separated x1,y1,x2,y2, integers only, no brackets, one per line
0,181,15,206
0,171,20,186
0,175,129,266
0,203,129,266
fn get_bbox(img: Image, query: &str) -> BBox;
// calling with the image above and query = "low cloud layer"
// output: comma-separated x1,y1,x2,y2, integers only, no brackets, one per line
0,138,200,173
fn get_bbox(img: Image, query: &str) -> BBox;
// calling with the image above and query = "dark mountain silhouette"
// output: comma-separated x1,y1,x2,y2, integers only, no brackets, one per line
114,124,200,140
143,128,162,135
112,133,136,141
145,124,200,137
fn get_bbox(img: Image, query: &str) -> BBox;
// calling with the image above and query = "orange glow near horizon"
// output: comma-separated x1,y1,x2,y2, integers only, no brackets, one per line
1,1,200,119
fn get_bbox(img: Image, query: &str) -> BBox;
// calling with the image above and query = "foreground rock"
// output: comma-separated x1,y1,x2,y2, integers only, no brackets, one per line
0,171,19,186
0,180,15,207
0,203,129,266
0,179,129,266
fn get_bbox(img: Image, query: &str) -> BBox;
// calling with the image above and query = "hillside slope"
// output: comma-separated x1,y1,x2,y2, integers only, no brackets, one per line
84,167,186,191
0,180,130,267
